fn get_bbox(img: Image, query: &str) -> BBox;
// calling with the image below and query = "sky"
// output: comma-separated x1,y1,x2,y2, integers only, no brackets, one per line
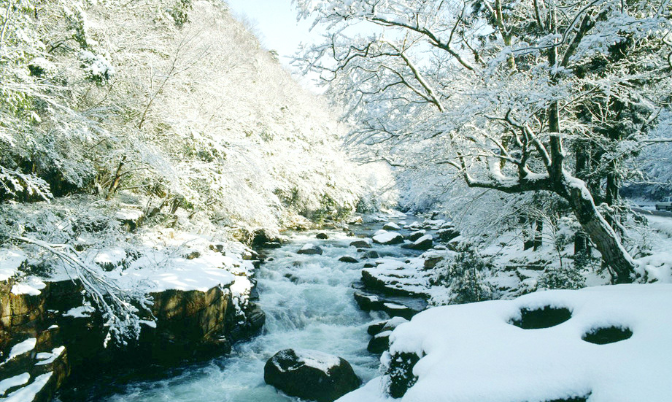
225,0,320,69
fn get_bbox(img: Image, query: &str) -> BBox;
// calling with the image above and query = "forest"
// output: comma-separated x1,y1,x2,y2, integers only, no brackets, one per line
0,0,671,401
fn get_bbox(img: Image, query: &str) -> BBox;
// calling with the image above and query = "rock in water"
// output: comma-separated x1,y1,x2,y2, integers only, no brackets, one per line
264,349,360,402
338,256,358,263
349,240,372,249
316,232,329,240
297,243,323,255
383,222,401,231
372,231,404,245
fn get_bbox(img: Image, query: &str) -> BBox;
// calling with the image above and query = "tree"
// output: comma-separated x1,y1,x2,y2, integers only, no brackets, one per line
295,0,672,283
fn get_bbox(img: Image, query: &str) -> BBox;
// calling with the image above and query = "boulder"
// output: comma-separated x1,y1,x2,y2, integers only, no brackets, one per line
360,250,379,259
297,244,323,255
383,222,401,231
338,256,358,263
316,233,329,240
264,349,360,402
367,331,391,354
407,230,426,242
400,235,433,251
437,228,460,242
349,240,371,249
372,231,404,245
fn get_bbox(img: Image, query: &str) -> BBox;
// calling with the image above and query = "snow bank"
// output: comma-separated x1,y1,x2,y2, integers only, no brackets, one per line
0,249,26,281
341,284,672,402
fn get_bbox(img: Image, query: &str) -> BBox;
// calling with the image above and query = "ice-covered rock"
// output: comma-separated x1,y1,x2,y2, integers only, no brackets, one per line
264,349,360,402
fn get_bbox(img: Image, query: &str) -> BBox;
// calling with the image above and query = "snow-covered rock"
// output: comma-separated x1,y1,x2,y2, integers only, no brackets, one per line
341,284,672,402
264,349,360,402
372,231,404,245
401,235,433,251
383,222,401,231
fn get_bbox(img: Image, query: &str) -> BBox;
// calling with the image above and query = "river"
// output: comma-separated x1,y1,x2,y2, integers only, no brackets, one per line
97,228,392,401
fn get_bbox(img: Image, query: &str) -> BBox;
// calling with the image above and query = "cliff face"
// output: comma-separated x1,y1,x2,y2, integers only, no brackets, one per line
0,275,264,401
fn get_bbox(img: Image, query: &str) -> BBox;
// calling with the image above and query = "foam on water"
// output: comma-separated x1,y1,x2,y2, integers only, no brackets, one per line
103,231,383,402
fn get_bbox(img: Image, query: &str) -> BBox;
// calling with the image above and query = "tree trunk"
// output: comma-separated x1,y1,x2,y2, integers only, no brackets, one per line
565,182,635,283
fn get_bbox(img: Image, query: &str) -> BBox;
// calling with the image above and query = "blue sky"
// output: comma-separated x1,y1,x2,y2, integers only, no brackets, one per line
225,0,319,67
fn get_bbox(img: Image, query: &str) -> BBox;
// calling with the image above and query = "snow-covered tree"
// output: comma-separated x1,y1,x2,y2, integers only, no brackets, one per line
295,0,672,283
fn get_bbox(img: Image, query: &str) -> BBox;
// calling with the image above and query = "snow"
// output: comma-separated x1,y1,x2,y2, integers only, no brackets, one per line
115,248,236,293
383,222,401,230
1,338,36,366
294,349,343,372
0,249,26,281
115,209,143,221
92,247,126,267
10,277,46,296
35,346,65,366
64,304,95,318
340,284,672,402
4,372,52,402
0,373,30,395
373,231,403,244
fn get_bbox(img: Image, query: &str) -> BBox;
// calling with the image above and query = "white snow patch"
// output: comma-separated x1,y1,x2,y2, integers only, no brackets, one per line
0,249,26,281
35,346,65,366
1,338,36,366
345,284,672,402
64,303,95,318
294,349,342,372
0,373,30,395
4,372,52,402
10,277,46,296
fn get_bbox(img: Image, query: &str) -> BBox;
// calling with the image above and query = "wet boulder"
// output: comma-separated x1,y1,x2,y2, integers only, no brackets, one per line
349,240,371,249
338,256,358,263
297,244,323,255
264,349,360,402
316,233,329,240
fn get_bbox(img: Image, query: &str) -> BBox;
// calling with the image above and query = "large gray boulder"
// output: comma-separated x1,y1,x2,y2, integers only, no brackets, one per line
264,349,360,402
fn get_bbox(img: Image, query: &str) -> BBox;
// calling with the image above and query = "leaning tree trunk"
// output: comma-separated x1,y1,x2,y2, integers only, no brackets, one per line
565,182,635,283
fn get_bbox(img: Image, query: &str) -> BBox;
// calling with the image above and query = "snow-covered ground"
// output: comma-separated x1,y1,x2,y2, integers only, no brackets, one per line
340,284,672,402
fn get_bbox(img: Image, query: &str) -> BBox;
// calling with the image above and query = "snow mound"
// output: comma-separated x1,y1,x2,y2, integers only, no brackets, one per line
341,284,672,402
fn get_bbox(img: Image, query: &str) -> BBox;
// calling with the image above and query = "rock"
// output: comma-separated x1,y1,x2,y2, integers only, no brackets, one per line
349,240,371,249
400,235,433,251
316,233,329,240
338,256,358,263
383,222,401,231
372,231,404,245
264,349,360,402
361,251,379,259
353,291,424,320
424,255,445,270
407,230,426,242
437,228,460,242
367,316,408,336
367,331,391,354
115,209,144,232
297,244,323,255
363,263,376,268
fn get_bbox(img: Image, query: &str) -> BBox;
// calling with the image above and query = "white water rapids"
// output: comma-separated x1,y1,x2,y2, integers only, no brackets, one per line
104,230,387,401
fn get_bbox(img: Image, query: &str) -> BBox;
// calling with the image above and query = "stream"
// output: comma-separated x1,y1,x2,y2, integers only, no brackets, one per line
88,221,415,402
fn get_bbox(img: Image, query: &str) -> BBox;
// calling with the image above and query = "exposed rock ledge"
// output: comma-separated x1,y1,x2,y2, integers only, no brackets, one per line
0,274,264,401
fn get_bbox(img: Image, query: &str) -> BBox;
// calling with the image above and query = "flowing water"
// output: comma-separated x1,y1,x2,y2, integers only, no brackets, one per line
98,230,391,402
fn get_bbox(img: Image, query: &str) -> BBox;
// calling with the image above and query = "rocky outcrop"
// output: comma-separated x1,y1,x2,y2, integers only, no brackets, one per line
0,276,264,400
264,349,360,402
